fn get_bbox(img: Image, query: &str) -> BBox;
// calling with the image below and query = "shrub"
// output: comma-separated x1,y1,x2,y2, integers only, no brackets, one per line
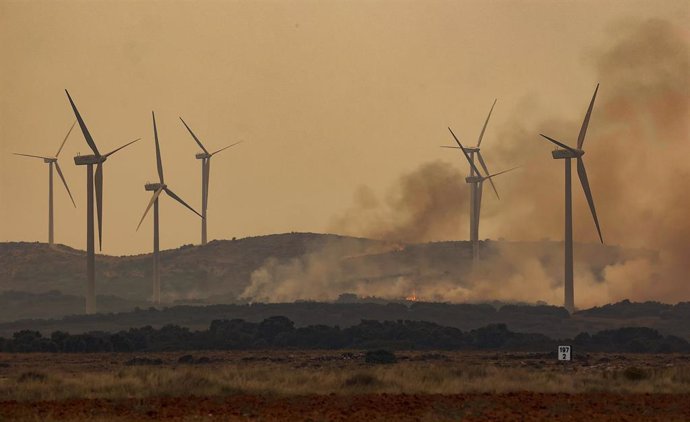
17,371,47,383
365,349,397,364
125,357,163,366
178,354,194,364
342,373,380,387
623,366,648,381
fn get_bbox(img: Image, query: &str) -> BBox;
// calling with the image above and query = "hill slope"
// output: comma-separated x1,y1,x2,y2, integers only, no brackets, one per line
0,233,385,302
1,233,654,317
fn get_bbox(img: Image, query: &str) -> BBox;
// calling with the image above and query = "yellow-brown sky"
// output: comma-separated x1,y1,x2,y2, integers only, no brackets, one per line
0,0,687,256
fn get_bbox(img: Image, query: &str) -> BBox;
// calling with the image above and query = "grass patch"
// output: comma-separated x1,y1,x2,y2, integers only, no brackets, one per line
17,371,48,383
342,373,381,388
1,354,690,401
623,366,649,381
365,350,397,364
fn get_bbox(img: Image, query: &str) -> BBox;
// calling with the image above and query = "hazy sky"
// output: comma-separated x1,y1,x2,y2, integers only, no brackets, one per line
1,0,687,256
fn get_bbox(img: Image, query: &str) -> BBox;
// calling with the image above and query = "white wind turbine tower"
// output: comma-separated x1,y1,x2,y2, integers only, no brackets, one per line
446,127,518,262
539,84,603,313
66,89,140,314
137,112,203,305
443,100,514,261
179,117,242,245
13,121,77,246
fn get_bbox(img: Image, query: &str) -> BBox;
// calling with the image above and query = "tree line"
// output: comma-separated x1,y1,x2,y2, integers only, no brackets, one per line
1,316,688,354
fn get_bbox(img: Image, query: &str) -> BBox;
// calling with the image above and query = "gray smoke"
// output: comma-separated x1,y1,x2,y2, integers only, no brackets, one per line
242,19,690,306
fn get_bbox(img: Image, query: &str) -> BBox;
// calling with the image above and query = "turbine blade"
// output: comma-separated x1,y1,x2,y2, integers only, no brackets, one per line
448,127,483,176
577,157,603,243
65,90,100,156
95,163,103,250
476,98,497,147
13,153,50,160
477,151,499,200
179,117,209,154
152,111,164,183
104,138,140,158
164,187,204,219
211,140,243,156
54,162,76,207
577,83,599,150
56,120,77,157
136,187,164,231
539,134,577,152
483,166,520,181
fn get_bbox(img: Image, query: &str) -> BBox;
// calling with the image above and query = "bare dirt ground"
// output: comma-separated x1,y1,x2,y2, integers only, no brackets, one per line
2,393,689,421
0,351,688,421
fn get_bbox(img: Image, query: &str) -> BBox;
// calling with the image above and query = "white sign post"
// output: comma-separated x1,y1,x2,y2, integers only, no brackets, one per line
558,345,572,361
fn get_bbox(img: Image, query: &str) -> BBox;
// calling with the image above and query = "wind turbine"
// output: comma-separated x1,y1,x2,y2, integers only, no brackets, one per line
179,117,242,245
65,90,140,314
137,112,203,305
13,121,77,245
442,100,508,260
539,84,603,313
447,127,518,262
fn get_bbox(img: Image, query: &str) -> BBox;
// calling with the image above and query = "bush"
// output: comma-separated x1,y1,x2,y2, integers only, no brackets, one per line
342,373,380,387
178,355,211,364
623,366,648,381
17,371,47,383
178,354,194,364
365,349,397,364
125,357,163,366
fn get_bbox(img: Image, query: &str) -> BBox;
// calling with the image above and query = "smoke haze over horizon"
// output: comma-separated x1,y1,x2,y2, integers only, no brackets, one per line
267,18,690,307
1,2,688,307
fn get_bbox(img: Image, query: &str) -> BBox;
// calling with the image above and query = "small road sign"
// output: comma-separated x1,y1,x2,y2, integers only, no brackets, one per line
558,345,572,361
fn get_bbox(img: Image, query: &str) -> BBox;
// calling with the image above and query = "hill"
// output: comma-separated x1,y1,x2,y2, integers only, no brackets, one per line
0,233,653,313
0,233,384,304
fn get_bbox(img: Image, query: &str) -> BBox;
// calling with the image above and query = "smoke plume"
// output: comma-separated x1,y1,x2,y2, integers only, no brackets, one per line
487,18,690,305
242,19,690,307
329,161,469,243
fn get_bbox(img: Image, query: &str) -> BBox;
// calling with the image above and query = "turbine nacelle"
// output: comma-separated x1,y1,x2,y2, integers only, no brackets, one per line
43,157,57,164
465,176,483,183
195,152,212,159
145,182,167,191
74,154,106,165
552,149,584,159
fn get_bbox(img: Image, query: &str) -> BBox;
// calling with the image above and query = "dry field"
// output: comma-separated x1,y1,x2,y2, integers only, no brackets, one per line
0,351,689,421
